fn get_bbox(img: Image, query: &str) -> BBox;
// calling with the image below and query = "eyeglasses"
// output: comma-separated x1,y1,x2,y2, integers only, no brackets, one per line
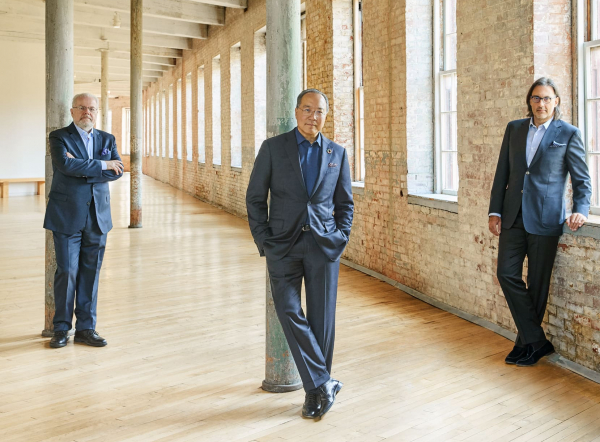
299,108,326,117
73,106,98,113
530,95,556,104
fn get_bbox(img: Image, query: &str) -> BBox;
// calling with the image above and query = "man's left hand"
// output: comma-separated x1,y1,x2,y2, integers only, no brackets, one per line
566,213,587,232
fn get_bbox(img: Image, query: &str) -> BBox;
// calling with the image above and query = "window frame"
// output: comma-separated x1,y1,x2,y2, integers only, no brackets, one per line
353,0,365,182
579,0,600,214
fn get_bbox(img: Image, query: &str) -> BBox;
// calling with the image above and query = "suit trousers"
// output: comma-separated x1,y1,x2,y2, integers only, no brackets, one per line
266,230,340,392
497,211,560,346
52,199,108,332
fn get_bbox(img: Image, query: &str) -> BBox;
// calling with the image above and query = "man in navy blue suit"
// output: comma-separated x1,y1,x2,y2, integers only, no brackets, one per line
44,93,124,348
489,78,592,367
246,89,353,418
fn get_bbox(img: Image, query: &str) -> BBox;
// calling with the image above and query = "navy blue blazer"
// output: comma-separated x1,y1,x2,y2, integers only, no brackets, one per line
489,118,591,236
43,122,122,235
246,129,354,261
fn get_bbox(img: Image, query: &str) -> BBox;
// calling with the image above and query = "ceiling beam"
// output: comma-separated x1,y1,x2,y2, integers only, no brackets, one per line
74,25,193,50
75,39,183,58
75,65,165,78
75,58,170,71
0,0,208,39
75,49,176,66
189,0,246,8
75,0,224,25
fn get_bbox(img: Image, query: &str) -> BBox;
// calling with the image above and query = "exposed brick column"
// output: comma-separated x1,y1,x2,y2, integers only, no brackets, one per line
305,0,355,178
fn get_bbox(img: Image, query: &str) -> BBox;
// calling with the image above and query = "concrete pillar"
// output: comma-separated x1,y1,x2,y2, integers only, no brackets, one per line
129,0,143,228
43,0,74,336
100,49,109,131
262,0,303,393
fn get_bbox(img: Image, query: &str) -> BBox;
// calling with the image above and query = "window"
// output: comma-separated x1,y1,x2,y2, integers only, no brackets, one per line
168,84,174,158
435,0,458,195
354,0,364,182
301,12,307,90
230,43,242,168
212,55,222,166
155,92,160,157
177,78,182,160
186,72,193,162
150,97,154,156
198,66,206,163
581,0,600,212
254,28,267,157
162,90,166,157
121,108,131,155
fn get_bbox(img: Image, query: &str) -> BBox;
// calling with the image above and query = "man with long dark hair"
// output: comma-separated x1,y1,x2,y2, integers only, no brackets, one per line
489,77,591,367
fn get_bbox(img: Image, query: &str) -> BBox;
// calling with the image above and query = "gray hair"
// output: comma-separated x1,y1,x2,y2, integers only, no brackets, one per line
296,89,329,113
72,93,99,108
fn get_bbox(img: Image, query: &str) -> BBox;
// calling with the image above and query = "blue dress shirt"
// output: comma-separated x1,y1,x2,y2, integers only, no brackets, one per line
75,124,107,170
295,127,322,196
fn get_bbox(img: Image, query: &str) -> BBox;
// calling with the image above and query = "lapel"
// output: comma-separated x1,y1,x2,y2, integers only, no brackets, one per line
283,129,307,194
68,123,90,160
93,129,101,159
529,119,562,169
310,134,331,199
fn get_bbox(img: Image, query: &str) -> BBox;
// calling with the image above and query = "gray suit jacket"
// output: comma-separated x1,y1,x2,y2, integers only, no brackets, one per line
489,118,591,236
246,129,354,261
43,122,122,235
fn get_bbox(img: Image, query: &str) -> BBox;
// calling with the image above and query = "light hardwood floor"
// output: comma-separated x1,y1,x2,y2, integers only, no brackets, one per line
1,174,600,442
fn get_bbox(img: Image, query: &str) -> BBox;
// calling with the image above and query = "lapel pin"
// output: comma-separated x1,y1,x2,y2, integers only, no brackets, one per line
327,148,332,154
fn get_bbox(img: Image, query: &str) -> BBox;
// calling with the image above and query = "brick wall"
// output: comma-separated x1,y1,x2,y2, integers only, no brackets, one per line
141,0,600,375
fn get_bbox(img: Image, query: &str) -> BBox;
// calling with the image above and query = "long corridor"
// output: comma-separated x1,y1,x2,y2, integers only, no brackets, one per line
1,175,600,442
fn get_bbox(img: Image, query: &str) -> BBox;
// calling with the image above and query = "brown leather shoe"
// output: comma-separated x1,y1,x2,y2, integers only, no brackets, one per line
74,330,107,347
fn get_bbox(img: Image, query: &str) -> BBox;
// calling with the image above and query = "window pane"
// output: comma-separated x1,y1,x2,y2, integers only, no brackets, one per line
441,73,457,112
445,33,457,70
588,100,600,153
186,73,193,162
442,151,458,191
590,154,600,207
445,0,457,34
590,47,600,99
593,0,600,40
441,112,457,152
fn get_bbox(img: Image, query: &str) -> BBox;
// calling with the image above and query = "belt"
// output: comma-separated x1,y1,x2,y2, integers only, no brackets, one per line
301,224,311,232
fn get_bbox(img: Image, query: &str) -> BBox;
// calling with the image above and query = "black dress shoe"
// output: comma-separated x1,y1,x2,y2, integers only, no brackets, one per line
505,345,528,364
317,378,343,417
301,391,322,418
74,330,107,347
50,330,69,348
516,341,554,367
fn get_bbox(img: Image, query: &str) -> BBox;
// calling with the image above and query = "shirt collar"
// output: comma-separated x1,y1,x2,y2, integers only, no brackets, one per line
295,127,321,148
529,117,552,130
75,123,93,139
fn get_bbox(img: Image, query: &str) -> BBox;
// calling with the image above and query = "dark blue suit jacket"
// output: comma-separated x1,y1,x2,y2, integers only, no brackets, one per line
489,118,591,236
43,123,122,235
246,129,354,261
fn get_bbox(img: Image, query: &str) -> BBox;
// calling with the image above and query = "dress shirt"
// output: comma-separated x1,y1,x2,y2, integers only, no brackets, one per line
489,117,552,218
75,124,107,170
295,128,322,226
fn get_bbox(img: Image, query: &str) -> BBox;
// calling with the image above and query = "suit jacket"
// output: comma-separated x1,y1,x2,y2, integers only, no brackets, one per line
489,118,591,236
246,129,354,261
43,122,122,235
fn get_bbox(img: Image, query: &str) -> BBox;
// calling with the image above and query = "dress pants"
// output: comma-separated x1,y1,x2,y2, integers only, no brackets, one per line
52,199,107,332
266,231,340,392
497,210,560,346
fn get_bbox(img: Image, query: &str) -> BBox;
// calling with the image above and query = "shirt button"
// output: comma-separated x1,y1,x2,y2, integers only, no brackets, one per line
307,201,311,206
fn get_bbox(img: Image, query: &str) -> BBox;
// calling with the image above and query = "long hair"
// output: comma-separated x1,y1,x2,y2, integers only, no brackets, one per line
526,77,561,120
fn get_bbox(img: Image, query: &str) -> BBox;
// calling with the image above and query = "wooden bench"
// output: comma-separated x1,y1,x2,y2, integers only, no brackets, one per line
0,178,45,198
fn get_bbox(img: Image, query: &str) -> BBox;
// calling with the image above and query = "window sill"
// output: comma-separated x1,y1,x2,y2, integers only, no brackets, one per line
231,166,243,173
213,164,221,170
408,193,458,213
352,181,364,195
563,214,600,239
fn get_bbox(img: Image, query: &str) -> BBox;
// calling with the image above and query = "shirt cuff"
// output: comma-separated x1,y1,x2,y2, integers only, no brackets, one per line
101,161,107,171
489,213,501,218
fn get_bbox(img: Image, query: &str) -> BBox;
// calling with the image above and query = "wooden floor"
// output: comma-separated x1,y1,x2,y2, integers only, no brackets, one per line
2,175,600,442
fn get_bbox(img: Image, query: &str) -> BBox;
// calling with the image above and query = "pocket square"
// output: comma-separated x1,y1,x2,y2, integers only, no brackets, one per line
550,141,566,148
101,147,109,156
328,163,338,168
